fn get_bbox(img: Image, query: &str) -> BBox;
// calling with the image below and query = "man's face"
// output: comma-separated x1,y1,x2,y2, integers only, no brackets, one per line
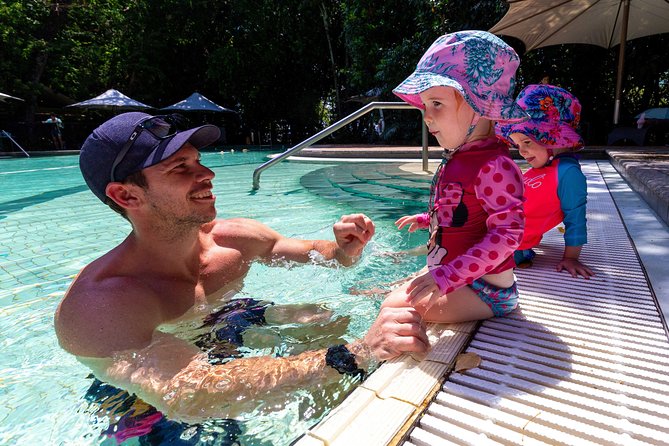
139,143,217,227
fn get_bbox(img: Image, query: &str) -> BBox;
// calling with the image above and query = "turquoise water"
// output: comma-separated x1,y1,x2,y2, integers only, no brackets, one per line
0,152,429,445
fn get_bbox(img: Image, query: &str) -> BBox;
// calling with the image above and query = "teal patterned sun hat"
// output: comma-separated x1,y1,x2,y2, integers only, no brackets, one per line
393,30,528,124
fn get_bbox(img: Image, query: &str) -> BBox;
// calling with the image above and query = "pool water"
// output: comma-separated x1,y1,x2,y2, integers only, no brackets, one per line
0,151,430,445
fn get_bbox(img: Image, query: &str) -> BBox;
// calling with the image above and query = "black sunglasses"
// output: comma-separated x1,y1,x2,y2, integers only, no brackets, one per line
110,114,188,182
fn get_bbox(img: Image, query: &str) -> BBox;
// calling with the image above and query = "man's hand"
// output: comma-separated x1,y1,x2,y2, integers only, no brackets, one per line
556,257,594,279
333,214,375,260
395,214,428,233
362,306,429,361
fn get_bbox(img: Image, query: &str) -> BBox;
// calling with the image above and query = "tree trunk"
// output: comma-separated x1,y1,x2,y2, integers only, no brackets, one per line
320,2,341,119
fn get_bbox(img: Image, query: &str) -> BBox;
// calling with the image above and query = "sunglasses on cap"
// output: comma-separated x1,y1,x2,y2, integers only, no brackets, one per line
110,114,189,183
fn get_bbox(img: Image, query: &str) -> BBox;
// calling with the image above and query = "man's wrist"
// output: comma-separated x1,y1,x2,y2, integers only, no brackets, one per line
334,247,360,266
326,344,367,379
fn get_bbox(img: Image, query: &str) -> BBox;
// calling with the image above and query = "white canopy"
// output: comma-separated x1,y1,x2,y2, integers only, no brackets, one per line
162,92,235,113
67,89,153,110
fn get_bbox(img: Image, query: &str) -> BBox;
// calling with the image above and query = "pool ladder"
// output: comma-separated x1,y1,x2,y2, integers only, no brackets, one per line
252,102,427,189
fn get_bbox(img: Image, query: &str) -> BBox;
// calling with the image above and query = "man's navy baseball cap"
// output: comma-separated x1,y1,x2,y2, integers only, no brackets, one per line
79,112,220,203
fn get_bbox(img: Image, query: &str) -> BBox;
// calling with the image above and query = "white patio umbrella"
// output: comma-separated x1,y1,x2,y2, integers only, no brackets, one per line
66,88,153,111
0,92,25,102
490,0,669,124
161,92,235,113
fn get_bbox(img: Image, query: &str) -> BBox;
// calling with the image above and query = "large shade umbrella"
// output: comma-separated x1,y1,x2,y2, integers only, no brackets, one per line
0,92,25,102
490,0,669,124
635,107,669,120
161,92,235,113
66,88,153,111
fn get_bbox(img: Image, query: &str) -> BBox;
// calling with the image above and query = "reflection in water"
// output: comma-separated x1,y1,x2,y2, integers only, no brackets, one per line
195,298,273,364
82,298,352,445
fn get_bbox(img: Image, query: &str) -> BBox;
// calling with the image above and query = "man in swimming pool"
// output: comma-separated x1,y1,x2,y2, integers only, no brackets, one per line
54,112,429,421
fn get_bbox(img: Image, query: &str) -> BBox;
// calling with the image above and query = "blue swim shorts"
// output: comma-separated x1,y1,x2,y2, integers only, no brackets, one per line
195,298,273,363
470,278,518,317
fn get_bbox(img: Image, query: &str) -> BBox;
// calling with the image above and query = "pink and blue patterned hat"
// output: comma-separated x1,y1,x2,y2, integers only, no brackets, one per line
393,30,528,123
496,84,584,150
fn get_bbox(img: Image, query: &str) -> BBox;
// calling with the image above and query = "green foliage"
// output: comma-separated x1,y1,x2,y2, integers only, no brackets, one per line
0,0,50,97
48,0,126,98
206,0,335,137
1,0,667,146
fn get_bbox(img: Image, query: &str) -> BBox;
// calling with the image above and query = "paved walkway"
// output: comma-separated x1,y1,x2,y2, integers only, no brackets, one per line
608,149,669,227
288,144,669,227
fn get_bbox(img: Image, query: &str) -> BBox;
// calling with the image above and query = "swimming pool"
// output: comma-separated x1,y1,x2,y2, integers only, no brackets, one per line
0,151,430,445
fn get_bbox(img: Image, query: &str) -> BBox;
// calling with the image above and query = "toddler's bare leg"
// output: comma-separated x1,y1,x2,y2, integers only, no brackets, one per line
382,281,493,323
420,286,493,323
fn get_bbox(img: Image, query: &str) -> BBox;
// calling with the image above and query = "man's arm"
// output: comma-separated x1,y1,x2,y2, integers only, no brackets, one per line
220,214,375,267
80,306,428,421
55,275,164,358
270,214,375,266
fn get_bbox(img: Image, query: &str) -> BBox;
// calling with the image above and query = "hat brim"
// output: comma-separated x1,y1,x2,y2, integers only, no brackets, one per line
142,124,221,169
498,120,584,151
393,71,528,123
393,71,463,109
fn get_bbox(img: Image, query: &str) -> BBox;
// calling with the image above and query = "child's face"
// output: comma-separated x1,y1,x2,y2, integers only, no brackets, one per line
509,133,551,168
419,86,475,150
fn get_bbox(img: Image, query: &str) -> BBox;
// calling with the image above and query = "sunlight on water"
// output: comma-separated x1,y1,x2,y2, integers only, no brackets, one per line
0,152,428,445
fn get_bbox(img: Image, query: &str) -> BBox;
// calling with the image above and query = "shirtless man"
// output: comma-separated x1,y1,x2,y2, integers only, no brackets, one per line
54,112,428,422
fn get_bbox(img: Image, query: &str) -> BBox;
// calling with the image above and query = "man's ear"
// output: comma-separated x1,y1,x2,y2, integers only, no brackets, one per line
105,182,143,210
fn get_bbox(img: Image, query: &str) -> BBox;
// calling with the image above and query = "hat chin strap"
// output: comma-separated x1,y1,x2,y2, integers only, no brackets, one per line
544,147,555,166
447,113,481,152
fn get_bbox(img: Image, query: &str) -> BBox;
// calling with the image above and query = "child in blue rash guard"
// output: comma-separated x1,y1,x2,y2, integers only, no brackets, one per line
497,84,594,279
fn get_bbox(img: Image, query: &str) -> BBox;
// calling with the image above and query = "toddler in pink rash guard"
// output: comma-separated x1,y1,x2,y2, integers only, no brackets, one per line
382,31,528,322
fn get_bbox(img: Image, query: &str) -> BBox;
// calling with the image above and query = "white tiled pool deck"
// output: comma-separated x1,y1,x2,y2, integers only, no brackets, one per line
295,161,669,446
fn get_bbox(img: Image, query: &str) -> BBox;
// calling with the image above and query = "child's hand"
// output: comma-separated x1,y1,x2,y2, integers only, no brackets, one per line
556,258,594,279
405,270,440,307
395,214,427,233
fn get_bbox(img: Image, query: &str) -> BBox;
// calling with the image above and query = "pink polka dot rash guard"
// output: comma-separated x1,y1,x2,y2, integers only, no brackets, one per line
422,138,525,294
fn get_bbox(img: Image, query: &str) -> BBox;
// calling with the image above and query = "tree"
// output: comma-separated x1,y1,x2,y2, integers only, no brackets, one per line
2,0,666,147
206,0,337,142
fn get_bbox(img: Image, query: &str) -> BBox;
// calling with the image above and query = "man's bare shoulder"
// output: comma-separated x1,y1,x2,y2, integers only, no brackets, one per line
207,218,280,254
209,218,276,238
55,260,163,359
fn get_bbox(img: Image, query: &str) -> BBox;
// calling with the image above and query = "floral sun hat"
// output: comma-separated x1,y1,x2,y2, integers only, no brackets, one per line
497,84,584,150
392,30,528,123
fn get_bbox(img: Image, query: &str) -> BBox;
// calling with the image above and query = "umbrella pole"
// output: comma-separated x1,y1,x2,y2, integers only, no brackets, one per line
613,0,630,125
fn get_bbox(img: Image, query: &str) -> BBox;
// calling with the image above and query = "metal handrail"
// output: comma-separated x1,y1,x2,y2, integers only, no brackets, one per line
252,101,427,189
0,130,30,157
